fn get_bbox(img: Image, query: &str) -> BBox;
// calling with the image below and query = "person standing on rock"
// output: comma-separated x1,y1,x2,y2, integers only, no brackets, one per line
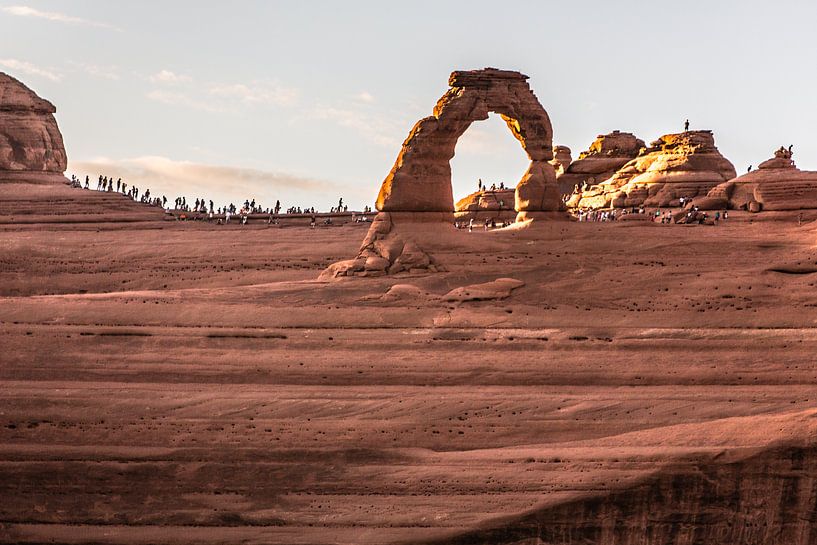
684,119,690,132
747,165,752,172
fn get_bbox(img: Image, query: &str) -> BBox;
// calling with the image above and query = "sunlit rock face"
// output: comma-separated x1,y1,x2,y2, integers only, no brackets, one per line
0,72,67,180
558,131,644,196
697,147,817,212
375,68,561,217
570,131,735,210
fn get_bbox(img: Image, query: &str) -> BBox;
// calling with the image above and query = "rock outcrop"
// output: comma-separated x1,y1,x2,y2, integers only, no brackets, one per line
454,188,515,219
0,72,67,181
558,131,644,196
375,68,562,219
0,72,166,223
696,147,817,212
570,130,736,209
319,212,443,279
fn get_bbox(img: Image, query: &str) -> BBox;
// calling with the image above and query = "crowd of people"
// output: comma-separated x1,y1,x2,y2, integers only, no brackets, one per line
574,205,730,225
68,172,759,230
67,173,372,225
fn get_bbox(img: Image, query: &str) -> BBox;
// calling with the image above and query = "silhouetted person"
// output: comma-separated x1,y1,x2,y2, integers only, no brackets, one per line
789,144,794,156
747,165,752,172
684,119,690,132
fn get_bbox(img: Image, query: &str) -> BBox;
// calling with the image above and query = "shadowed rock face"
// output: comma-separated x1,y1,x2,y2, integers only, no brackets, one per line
558,131,644,196
697,148,817,212
570,130,736,209
375,68,561,217
425,445,817,545
0,72,67,177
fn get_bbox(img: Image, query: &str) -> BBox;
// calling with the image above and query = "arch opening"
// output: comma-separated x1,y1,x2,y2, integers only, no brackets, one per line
450,113,531,221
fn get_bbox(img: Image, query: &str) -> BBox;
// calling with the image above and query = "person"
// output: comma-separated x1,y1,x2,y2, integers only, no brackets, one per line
684,119,690,131
484,218,490,231
310,214,316,228
747,165,752,172
468,218,474,232
478,178,483,191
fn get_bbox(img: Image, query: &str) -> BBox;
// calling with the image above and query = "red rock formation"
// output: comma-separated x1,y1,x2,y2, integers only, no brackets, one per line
455,188,515,212
376,68,562,218
571,130,736,209
559,131,644,196
697,147,817,212
326,68,568,279
0,72,67,181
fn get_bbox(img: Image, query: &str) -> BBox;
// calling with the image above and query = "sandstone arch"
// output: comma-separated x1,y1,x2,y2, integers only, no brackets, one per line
376,68,562,218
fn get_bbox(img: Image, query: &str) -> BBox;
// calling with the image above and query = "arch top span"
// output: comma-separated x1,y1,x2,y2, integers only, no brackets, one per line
376,68,561,217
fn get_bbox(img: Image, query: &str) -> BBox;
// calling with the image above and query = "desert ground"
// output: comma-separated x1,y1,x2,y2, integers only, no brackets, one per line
1,186,817,544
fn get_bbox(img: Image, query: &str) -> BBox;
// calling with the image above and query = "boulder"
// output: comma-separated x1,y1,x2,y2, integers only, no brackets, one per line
572,130,736,209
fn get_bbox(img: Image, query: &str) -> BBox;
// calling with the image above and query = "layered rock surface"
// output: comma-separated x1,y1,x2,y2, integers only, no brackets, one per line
558,131,644,195
570,130,736,209
0,72,67,180
697,147,817,211
3,212,817,544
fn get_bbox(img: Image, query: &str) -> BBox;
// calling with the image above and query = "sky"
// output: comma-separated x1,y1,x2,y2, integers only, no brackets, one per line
2,0,817,210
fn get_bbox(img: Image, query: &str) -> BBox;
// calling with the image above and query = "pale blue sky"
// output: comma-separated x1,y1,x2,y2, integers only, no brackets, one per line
2,0,816,209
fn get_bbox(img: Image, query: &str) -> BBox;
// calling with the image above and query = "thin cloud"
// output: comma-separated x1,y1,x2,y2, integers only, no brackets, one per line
66,156,361,208
146,80,299,112
356,91,375,103
145,89,225,113
0,58,61,81
149,69,192,84
208,82,298,106
310,105,401,148
69,61,120,81
1,5,121,31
